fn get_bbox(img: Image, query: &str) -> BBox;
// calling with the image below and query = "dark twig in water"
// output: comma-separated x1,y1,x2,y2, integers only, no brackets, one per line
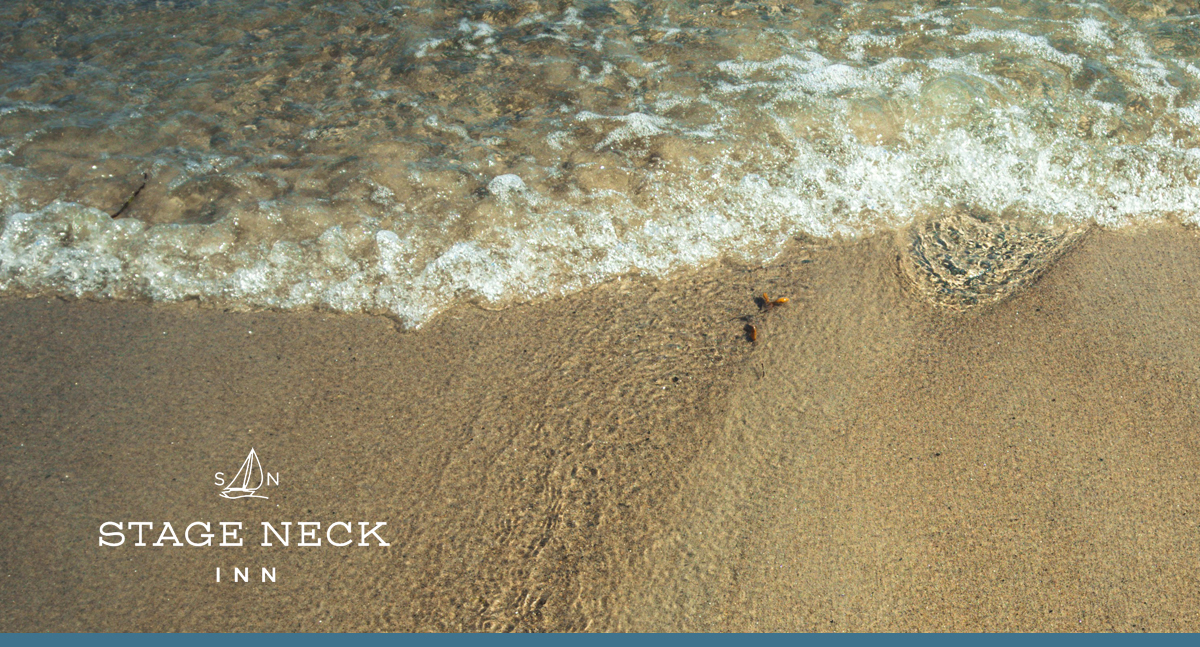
739,292,790,346
756,292,789,312
112,172,149,219
745,322,758,343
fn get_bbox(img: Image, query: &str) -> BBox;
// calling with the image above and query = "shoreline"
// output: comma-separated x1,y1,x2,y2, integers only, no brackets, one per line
2,225,1200,631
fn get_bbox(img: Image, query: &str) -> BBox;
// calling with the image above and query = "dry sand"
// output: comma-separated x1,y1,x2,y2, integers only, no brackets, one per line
2,224,1200,631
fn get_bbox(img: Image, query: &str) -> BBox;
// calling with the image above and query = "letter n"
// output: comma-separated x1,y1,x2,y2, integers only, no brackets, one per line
262,521,291,547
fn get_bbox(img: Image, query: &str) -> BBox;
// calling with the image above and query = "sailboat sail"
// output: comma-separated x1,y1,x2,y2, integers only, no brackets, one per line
220,448,268,499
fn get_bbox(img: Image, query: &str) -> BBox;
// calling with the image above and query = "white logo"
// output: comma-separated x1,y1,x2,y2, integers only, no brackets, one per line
214,448,278,499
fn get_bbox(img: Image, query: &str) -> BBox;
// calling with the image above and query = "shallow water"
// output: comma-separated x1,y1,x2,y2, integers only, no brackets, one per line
1,0,1198,325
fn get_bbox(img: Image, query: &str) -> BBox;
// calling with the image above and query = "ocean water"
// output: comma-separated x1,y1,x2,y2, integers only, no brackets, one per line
1,0,1197,326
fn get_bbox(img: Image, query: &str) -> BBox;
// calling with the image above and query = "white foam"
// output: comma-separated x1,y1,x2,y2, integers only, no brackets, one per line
581,112,673,151
413,38,446,58
1180,103,1200,127
957,29,1084,73
487,174,529,201
844,33,899,61
1074,17,1115,48
0,102,56,117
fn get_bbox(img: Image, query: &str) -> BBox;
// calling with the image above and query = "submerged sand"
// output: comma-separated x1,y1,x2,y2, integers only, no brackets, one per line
2,225,1200,631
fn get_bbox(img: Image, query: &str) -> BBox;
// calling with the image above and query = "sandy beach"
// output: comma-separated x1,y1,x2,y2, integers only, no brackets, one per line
3,223,1200,632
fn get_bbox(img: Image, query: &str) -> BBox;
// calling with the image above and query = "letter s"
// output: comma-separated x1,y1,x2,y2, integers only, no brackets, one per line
214,472,225,487
99,521,125,547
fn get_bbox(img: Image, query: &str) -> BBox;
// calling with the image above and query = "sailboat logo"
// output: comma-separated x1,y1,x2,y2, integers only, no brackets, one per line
216,448,277,499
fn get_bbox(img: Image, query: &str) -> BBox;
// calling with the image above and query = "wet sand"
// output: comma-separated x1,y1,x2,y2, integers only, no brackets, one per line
2,225,1200,631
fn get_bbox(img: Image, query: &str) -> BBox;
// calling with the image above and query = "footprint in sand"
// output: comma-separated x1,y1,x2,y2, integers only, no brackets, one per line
902,209,1090,309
